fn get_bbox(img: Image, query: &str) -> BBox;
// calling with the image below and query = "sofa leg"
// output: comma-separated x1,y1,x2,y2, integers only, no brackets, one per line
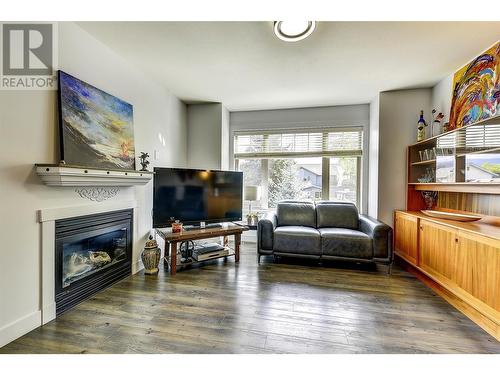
386,263,392,275
257,254,261,264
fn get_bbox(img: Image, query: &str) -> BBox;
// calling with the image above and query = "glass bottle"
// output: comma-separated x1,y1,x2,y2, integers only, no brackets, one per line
417,110,427,142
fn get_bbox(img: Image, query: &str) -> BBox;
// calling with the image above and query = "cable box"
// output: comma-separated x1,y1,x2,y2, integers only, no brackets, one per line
192,243,228,261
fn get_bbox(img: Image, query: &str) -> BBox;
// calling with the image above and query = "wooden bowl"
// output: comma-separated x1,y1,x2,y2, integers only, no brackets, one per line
420,210,482,222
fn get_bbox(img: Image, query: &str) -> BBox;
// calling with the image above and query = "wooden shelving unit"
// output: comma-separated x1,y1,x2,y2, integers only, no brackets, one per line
397,115,500,341
406,115,500,209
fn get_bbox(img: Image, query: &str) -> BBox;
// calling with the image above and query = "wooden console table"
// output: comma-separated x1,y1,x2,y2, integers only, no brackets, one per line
156,224,247,276
394,210,500,340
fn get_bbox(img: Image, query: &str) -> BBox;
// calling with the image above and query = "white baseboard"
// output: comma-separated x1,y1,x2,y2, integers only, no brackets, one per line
41,302,56,325
0,310,41,348
132,259,144,275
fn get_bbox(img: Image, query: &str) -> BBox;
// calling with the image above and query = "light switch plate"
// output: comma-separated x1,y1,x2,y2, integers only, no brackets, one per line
154,150,160,160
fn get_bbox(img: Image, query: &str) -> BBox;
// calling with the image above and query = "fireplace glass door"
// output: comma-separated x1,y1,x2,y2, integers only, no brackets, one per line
55,209,132,315
62,227,128,287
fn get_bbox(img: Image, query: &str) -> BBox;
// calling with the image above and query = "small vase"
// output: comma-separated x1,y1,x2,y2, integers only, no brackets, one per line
421,191,438,210
141,235,161,274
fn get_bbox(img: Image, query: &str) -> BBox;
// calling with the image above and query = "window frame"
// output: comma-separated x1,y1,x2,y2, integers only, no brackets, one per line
234,127,364,210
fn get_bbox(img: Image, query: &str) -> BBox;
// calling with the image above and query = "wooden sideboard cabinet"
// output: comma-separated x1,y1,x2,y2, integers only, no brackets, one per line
394,210,500,341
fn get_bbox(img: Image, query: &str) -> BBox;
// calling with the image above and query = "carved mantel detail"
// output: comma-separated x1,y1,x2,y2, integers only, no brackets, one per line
75,187,120,202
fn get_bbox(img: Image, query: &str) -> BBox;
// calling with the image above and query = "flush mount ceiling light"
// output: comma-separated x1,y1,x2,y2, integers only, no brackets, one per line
273,21,316,42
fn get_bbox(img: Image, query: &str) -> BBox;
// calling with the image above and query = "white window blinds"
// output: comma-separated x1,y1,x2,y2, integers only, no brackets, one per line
233,127,363,158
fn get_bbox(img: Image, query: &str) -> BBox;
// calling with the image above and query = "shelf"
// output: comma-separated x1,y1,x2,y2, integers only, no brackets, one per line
456,147,500,158
409,114,500,148
409,182,500,194
165,248,235,268
35,164,153,186
411,159,436,166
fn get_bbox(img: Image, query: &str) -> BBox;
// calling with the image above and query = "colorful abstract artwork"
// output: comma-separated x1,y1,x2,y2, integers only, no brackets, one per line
58,71,135,170
449,41,500,130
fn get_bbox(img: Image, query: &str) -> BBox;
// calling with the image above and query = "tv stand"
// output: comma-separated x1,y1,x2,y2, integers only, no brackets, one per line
156,223,247,276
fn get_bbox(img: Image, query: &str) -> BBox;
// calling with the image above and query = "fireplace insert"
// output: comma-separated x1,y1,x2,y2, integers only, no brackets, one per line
55,209,133,316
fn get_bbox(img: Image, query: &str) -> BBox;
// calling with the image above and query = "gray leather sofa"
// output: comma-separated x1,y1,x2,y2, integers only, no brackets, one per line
257,201,393,271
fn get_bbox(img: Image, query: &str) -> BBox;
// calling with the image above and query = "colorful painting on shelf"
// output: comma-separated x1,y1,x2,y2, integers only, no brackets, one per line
449,41,500,130
58,71,136,170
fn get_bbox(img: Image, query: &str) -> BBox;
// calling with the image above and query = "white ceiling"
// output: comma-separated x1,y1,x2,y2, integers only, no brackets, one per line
78,22,500,111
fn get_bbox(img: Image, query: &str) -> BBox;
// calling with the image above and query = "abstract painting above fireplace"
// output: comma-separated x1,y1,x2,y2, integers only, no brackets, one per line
58,70,136,170
55,209,133,316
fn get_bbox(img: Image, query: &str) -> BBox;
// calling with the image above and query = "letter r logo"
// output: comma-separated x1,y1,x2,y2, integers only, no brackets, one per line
2,24,53,76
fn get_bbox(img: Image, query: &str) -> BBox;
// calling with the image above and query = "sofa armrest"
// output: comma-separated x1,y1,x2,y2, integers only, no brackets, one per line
257,212,277,251
359,215,393,261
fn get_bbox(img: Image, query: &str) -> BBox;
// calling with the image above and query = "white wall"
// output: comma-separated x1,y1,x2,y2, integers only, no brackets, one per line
187,103,223,170
221,105,230,170
432,74,453,122
368,95,380,218
0,22,187,347
230,104,370,214
377,89,432,226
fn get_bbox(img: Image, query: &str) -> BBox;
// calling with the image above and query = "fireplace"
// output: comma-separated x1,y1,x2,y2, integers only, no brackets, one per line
55,209,133,316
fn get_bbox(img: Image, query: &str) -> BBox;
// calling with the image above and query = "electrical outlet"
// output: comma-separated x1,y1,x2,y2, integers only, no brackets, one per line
154,150,160,160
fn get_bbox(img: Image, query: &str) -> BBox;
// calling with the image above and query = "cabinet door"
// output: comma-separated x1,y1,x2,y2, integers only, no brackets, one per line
418,219,457,280
394,212,418,265
457,231,500,311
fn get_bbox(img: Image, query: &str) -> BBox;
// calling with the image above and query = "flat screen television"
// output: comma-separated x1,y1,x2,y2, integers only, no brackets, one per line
153,167,243,228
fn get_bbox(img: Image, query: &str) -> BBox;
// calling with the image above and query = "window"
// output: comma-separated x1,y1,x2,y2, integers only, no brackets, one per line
329,156,360,207
234,127,363,212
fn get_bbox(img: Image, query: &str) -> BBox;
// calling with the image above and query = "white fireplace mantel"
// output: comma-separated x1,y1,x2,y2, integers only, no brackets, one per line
39,200,137,324
36,164,153,187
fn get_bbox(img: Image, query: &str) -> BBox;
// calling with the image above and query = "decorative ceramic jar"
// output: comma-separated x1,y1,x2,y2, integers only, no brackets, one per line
141,235,161,274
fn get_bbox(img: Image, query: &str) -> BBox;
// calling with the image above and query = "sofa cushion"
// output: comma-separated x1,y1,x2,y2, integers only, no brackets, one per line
316,201,359,229
273,226,321,255
319,228,372,258
277,201,316,228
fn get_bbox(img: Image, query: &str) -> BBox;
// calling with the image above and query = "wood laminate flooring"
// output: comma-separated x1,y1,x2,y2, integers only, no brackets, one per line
1,242,499,354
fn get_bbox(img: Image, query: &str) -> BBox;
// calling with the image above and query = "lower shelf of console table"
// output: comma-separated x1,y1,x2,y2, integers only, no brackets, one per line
163,247,236,272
